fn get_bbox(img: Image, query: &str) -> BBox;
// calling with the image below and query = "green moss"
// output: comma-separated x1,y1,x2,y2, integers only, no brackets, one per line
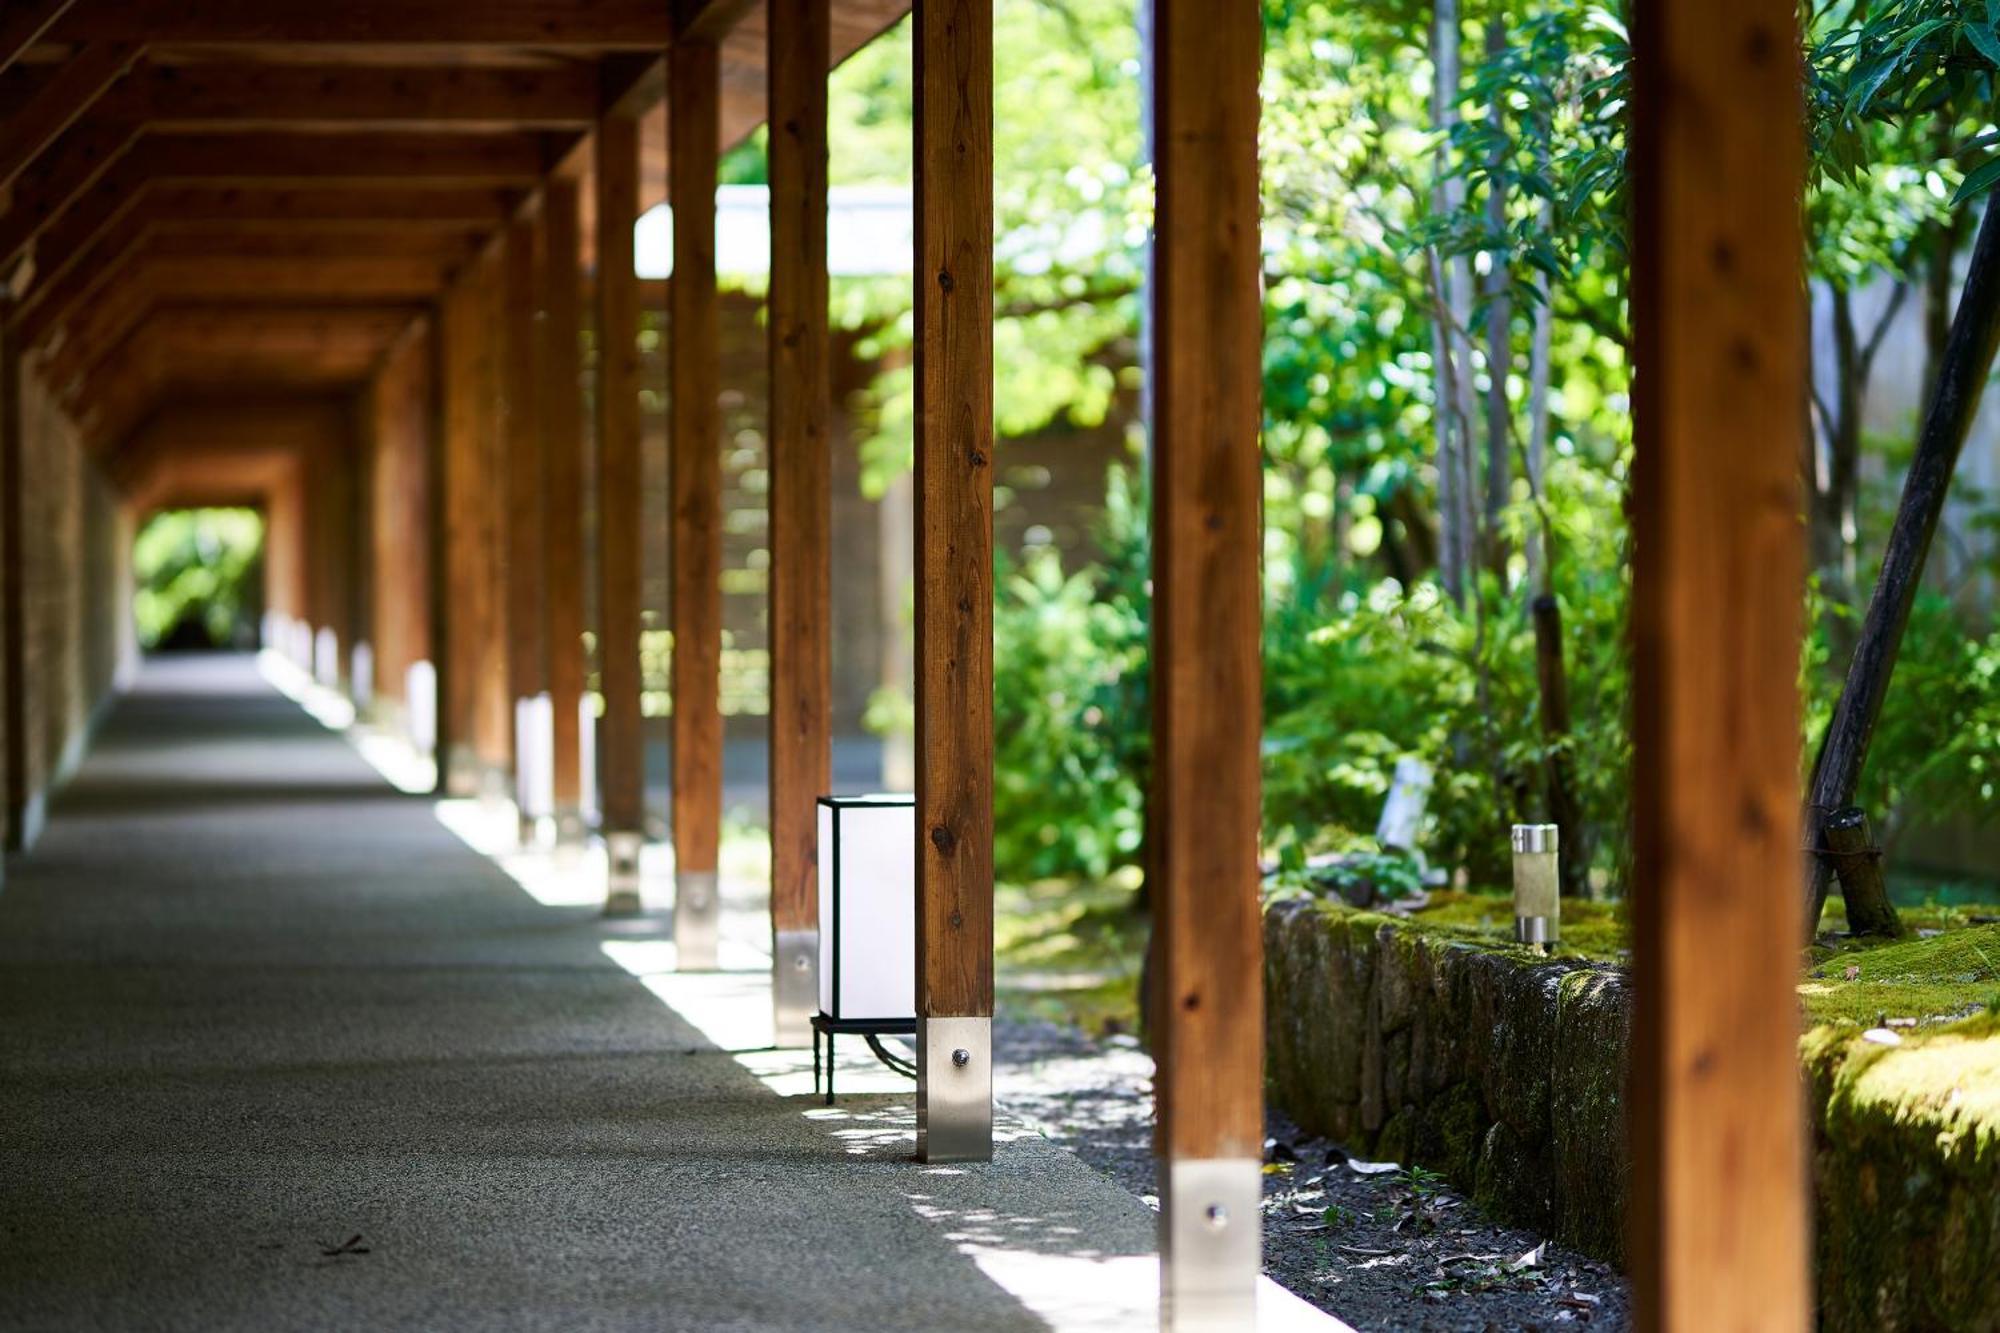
1801,922,2000,1027
1805,1012,2000,1332
1400,889,1629,960
995,873,1147,1034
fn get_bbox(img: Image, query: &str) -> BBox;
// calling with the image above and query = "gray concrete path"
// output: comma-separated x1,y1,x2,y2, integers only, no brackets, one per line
0,655,1198,1333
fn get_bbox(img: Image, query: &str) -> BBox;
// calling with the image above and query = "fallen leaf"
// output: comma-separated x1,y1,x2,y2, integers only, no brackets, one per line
1346,1158,1401,1176
1509,1242,1547,1272
1844,964,1862,981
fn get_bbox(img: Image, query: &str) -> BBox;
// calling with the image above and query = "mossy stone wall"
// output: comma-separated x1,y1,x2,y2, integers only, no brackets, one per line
1263,899,1628,1261
1265,899,2000,1330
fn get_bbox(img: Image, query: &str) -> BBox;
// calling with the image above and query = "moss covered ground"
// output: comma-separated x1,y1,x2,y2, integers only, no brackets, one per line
1400,889,2000,1028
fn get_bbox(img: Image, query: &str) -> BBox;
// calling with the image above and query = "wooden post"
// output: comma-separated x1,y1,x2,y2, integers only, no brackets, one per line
0,308,25,851
669,36,723,969
1150,1,1264,1325
912,0,994,1164
542,175,588,847
766,0,832,1045
596,108,645,915
1628,1,1811,1329
503,208,547,845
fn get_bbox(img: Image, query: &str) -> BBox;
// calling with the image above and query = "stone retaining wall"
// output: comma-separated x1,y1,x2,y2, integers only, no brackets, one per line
1264,898,2000,1330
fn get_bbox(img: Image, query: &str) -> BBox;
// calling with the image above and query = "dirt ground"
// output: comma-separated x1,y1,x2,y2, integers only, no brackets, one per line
995,1015,1632,1332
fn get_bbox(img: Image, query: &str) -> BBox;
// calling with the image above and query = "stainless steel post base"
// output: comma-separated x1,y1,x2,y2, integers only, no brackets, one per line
442,744,482,798
917,1015,992,1163
604,831,644,917
674,870,719,969
1515,915,1554,949
552,806,591,851
1161,1157,1261,1332
772,929,818,1047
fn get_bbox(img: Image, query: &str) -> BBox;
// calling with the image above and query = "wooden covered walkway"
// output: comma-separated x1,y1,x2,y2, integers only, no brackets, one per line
0,1,1818,1329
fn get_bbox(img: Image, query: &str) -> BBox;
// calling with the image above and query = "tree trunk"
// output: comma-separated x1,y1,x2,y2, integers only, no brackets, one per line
1429,0,1473,603
1804,199,2000,938
1820,807,1902,938
1531,594,1589,898
1480,16,1512,577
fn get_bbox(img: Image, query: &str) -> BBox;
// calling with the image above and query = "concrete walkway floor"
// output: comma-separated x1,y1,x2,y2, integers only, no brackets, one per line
0,655,1338,1333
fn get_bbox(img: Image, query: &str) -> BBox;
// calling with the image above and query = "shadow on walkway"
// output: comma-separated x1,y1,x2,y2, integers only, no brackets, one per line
0,654,1163,1332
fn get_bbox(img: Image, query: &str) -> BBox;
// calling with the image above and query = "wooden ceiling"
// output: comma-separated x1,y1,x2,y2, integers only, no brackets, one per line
0,0,911,463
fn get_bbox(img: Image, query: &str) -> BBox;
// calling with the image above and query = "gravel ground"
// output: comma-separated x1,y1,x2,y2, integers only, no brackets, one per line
995,1015,1631,1332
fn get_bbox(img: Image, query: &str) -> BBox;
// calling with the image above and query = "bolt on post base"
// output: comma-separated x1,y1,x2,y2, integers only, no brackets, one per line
604,831,644,917
917,1016,991,1163
1162,1157,1260,1332
674,870,719,970
772,929,818,1047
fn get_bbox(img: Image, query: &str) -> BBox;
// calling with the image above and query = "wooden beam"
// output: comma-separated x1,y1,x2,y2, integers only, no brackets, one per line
669,37,723,966
912,0,994,1164
674,0,757,42
12,181,512,330
138,184,521,228
0,127,549,275
0,306,25,850
1150,0,1265,1324
136,61,601,130
765,0,831,1044
1627,1,1811,1330
0,42,140,193
502,209,545,830
135,130,565,184
136,254,457,302
0,0,75,77
540,176,586,840
595,109,644,906
53,0,674,46
0,102,143,272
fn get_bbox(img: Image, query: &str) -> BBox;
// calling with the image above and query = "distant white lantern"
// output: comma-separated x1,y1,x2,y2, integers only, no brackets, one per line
405,660,437,757
813,795,917,1100
350,642,374,713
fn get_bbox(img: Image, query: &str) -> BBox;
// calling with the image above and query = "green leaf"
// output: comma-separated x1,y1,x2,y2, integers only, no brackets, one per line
1952,153,2000,205
1964,18,2000,68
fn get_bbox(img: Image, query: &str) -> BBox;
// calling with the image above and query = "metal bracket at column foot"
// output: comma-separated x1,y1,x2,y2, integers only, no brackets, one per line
772,930,818,1047
1161,1158,1261,1332
552,806,591,853
674,870,719,970
604,830,644,917
917,1016,992,1163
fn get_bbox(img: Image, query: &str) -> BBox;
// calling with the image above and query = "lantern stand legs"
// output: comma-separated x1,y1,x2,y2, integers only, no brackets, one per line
809,1015,917,1106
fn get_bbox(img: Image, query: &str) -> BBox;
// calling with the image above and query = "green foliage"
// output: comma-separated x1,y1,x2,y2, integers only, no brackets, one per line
132,508,264,651
1263,543,1630,889
827,1,1147,498
1807,591,2000,843
992,469,1150,883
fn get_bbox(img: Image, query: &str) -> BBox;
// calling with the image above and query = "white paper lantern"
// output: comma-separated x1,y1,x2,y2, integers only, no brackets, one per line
816,795,916,1023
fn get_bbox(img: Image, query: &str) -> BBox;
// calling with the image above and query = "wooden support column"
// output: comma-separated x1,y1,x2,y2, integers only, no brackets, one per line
669,37,723,969
1628,3,1811,1331
439,246,511,798
1151,2,1265,1326
595,109,645,914
765,0,832,1045
0,309,25,852
912,0,994,1164
542,176,588,845
503,208,547,844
